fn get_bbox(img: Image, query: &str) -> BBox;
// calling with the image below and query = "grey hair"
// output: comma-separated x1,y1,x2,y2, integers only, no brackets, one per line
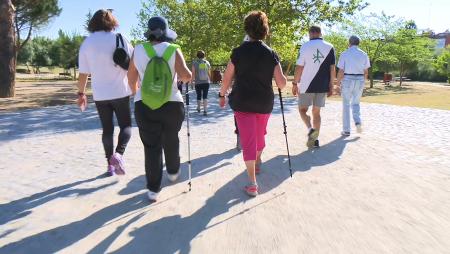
349,35,360,46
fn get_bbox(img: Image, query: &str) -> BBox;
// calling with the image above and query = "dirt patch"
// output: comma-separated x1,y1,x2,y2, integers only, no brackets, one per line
0,81,92,112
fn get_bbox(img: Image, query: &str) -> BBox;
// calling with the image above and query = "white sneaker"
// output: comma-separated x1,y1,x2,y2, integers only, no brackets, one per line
356,124,363,133
167,171,180,183
147,191,158,202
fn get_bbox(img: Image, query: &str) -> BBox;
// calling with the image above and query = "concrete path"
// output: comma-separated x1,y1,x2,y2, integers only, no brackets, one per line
1,90,449,254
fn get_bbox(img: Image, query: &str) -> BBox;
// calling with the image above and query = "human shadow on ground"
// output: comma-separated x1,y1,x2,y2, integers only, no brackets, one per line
0,193,150,254
0,134,354,254
94,138,355,253
118,148,240,196
0,150,270,253
109,171,253,254
0,174,116,227
257,136,360,193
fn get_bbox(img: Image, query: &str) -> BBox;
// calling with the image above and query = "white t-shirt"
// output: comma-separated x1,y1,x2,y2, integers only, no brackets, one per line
296,38,335,93
133,42,183,103
337,46,371,75
78,31,133,101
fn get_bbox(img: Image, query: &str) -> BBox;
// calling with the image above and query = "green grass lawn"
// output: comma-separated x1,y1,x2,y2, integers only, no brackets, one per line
278,78,450,110
329,82,450,110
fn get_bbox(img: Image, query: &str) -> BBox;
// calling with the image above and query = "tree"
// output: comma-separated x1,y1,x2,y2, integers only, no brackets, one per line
0,0,16,97
30,37,52,73
0,0,61,98
12,0,61,51
17,40,33,71
434,46,450,83
324,32,349,61
340,12,403,88
390,28,435,86
56,30,84,79
134,0,367,66
84,10,92,33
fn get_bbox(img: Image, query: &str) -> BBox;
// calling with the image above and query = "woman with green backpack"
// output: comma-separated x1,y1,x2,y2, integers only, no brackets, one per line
127,16,192,202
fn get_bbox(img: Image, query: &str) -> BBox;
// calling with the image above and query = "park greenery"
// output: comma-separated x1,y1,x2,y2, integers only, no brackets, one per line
133,0,447,86
17,31,84,78
0,0,61,97
1,0,449,98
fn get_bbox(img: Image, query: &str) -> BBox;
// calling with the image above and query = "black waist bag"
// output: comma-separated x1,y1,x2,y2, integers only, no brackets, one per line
113,33,130,70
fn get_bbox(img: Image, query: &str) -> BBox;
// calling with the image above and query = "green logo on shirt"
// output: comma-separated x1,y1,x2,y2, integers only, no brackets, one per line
313,49,324,63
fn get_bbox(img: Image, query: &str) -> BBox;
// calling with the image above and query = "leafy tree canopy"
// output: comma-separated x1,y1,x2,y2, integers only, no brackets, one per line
133,0,367,65
12,0,61,50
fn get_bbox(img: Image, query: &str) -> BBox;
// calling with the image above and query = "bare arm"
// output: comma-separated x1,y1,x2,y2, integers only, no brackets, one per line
220,61,234,96
127,54,139,95
175,49,192,83
273,63,287,89
77,73,88,93
191,66,196,82
293,65,304,84
364,68,369,81
330,65,336,87
328,65,336,97
337,68,345,86
292,65,304,96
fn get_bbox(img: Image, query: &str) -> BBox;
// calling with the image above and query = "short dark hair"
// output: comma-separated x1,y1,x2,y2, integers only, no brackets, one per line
197,50,205,59
88,9,119,33
349,35,360,46
309,25,321,34
244,11,269,41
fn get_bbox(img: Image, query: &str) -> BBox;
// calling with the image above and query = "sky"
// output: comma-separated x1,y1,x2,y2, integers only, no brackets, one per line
37,0,450,39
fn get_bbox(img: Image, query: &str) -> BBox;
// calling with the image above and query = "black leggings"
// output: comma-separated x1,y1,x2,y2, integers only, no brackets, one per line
134,101,185,192
95,96,132,162
195,83,210,100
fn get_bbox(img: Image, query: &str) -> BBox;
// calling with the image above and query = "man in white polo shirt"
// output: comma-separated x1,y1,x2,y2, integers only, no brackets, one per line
292,25,336,148
336,35,370,136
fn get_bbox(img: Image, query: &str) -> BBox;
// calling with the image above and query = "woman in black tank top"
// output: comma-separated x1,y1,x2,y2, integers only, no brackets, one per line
218,11,287,197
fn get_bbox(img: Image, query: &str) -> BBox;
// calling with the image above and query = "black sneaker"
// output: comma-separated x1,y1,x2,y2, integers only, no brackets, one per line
203,111,207,116
314,139,320,148
307,128,319,148
341,131,350,136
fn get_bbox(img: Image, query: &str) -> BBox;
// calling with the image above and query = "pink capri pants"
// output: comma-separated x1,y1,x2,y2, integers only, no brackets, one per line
234,111,271,161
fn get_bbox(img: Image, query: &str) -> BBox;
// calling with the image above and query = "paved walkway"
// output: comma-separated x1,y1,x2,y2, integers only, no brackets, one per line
1,91,449,254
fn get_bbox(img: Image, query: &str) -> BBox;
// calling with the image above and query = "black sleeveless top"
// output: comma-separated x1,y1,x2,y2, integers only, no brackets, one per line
228,41,279,114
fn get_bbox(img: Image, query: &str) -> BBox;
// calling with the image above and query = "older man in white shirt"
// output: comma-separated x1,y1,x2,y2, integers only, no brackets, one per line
336,35,370,136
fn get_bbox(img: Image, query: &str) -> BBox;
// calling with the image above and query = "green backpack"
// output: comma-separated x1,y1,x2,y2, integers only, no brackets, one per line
141,43,179,110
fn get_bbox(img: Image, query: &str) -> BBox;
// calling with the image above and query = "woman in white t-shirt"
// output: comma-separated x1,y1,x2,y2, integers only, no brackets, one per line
77,9,133,177
127,16,191,202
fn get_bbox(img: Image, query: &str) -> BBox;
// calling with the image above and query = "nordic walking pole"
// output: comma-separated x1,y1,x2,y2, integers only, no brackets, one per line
278,88,292,178
185,82,192,191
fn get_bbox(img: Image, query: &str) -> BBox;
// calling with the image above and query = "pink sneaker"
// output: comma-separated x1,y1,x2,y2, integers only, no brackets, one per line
245,184,258,197
109,153,126,175
106,165,115,177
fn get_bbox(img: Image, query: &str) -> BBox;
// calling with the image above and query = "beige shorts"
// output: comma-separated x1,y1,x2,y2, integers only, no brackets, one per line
298,93,326,107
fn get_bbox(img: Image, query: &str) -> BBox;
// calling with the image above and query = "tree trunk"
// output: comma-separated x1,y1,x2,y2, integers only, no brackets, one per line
73,67,77,80
0,0,16,98
369,68,374,88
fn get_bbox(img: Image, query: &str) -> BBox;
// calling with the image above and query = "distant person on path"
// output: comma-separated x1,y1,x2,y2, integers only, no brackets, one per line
219,11,287,197
192,50,211,116
336,35,370,136
77,9,133,176
292,25,336,148
127,16,192,202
